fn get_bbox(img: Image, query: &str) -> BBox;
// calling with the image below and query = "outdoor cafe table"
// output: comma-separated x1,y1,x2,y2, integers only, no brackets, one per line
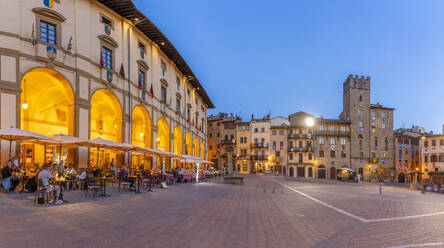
181,173,194,183
165,173,174,184
50,178,68,202
95,177,112,197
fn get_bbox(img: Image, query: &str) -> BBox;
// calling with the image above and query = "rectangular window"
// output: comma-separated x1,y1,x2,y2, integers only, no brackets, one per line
308,153,313,160
176,99,181,113
330,126,335,131
319,150,324,158
161,60,167,76
341,151,346,158
340,138,346,145
424,155,429,162
432,140,436,146
330,138,335,145
319,137,324,144
382,123,386,129
102,47,112,69
279,130,284,135
161,86,167,103
341,126,346,132
425,141,429,148
40,21,56,45
272,130,276,135
440,140,444,146
319,125,324,131
289,153,293,160
330,150,335,158
176,76,181,90
139,42,145,58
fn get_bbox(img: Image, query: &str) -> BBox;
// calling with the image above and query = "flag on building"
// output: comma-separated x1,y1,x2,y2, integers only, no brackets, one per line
31,23,37,45
43,0,54,8
66,36,74,56
99,50,103,68
150,84,154,97
119,63,125,78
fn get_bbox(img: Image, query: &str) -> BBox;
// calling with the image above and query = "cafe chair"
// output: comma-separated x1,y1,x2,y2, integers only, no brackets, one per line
85,177,101,199
34,179,49,205
118,176,130,192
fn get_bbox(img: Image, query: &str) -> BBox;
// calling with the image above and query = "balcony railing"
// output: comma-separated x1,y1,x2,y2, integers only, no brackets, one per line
251,155,267,161
288,133,312,139
221,139,236,145
313,130,351,136
288,146,313,152
251,143,268,148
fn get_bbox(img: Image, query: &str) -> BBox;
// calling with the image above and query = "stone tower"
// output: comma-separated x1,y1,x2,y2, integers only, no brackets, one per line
342,75,371,173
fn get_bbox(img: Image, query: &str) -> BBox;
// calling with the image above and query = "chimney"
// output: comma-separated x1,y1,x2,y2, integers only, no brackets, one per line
230,113,233,118
224,113,228,118
251,114,254,121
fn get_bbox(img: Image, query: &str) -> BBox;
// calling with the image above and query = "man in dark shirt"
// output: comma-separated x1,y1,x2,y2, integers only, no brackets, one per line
2,160,13,192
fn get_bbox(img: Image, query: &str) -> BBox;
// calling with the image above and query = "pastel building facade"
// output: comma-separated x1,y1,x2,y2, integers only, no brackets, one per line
0,0,213,170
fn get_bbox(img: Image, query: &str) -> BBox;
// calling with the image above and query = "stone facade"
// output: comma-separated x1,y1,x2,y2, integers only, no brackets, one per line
340,75,394,180
0,0,212,168
394,126,423,183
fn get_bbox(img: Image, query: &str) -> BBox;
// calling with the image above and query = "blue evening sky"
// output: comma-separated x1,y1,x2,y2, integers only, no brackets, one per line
134,0,444,133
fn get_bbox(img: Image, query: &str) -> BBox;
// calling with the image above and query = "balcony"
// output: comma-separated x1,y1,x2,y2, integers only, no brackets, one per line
288,133,312,139
251,143,268,149
288,146,313,152
314,130,351,136
221,139,236,145
251,155,267,161
237,154,251,160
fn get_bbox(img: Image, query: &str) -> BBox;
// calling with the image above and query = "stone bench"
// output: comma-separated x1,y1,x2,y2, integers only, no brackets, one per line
223,176,244,185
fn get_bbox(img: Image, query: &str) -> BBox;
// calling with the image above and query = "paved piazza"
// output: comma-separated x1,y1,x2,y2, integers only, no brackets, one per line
1,176,444,248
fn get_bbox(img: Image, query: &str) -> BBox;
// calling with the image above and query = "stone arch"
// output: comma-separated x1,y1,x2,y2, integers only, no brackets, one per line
20,68,75,169
200,141,205,160
193,138,199,157
185,133,192,155
318,165,326,179
21,67,75,136
132,105,151,148
156,117,170,152
90,89,122,143
173,126,183,155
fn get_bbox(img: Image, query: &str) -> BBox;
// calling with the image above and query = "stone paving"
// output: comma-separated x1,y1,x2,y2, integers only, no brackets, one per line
1,175,444,247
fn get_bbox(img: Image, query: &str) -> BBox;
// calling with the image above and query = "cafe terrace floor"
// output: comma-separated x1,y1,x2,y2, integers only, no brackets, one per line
1,175,444,248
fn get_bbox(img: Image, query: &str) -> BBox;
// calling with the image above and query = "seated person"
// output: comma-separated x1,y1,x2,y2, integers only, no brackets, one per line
92,168,102,177
38,164,62,205
119,166,128,177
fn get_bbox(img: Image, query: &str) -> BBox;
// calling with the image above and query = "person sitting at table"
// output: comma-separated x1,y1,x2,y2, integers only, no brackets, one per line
2,160,13,193
38,164,62,205
56,161,65,177
110,162,118,177
119,166,128,177
92,168,102,177
66,163,76,178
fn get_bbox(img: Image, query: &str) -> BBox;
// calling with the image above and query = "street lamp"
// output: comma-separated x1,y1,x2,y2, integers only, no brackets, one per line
306,117,314,127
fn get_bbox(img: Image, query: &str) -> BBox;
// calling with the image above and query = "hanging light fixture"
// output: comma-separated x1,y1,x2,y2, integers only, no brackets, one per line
22,79,28,109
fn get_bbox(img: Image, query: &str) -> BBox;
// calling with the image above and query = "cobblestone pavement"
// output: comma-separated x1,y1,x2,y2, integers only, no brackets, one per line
1,175,444,248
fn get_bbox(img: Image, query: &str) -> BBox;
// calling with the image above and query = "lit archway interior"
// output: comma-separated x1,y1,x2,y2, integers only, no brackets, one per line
157,118,170,169
157,118,170,152
173,127,183,155
90,89,122,142
132,105,151,170
200,142,205,159
21,68,74,169
132,106,151,148
185,133,192,155
90,89,122,167
173,126,183,168
193,138,199,157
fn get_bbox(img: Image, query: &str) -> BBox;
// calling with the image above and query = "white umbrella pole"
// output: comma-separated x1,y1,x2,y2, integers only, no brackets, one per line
8,140,12,159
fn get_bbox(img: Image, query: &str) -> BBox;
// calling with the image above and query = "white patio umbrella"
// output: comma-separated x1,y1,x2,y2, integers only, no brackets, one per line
0,127,57,158
79,138,138,167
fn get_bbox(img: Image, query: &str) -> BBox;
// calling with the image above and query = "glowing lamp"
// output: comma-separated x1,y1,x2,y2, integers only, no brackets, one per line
22,102,29,109
156,137,161,142
140,132,144,137
306,118,314,127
